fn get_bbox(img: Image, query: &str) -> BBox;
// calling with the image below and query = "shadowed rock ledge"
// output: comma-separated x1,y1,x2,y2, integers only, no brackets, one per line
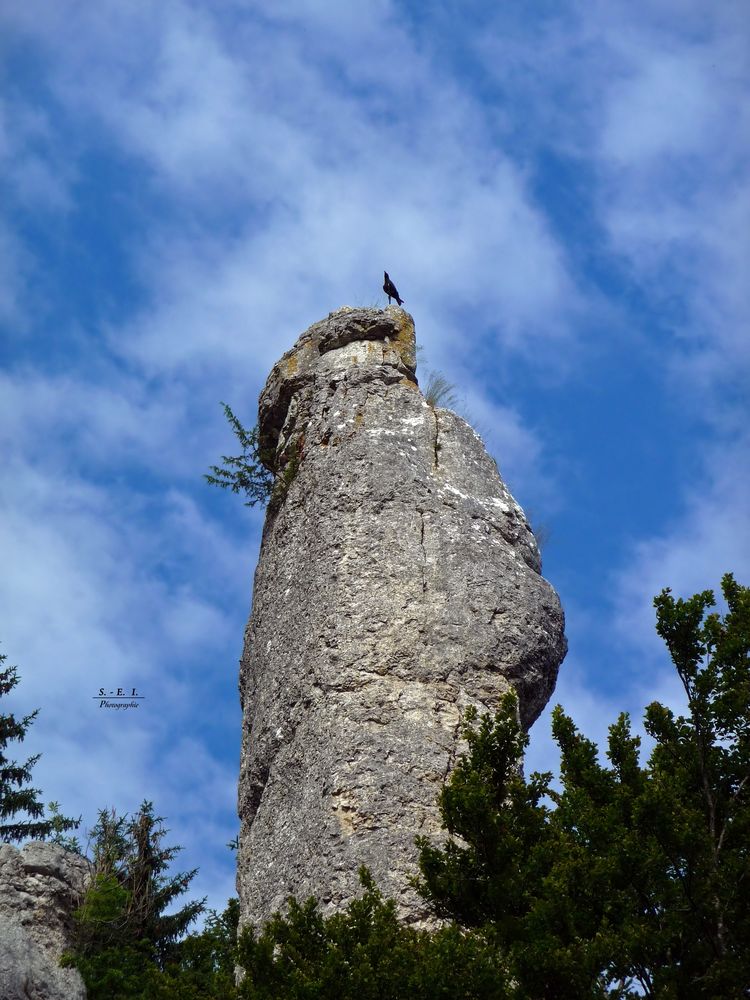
237,305,567,929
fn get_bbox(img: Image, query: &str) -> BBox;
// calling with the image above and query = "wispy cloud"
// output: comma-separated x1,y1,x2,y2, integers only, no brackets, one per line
613,430,750,657
1,0,747,912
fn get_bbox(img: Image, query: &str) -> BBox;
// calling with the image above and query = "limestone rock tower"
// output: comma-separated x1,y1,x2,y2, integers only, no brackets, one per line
237,306,566,929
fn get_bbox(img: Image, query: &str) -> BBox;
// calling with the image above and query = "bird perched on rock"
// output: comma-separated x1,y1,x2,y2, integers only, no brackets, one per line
383,271,404,306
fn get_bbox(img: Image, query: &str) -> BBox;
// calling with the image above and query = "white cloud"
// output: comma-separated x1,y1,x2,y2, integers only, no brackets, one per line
0,365,249,839
600,48,727,164
475,2,749,409
0,446,244,912
3,0,583,373
613,431,750,662
594,13,749,398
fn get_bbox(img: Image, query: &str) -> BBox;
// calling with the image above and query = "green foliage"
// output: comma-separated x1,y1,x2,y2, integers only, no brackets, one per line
205,403,275,507
64,801,208,999
155,898,241,999
47,799,83,852
237,867,509,999
642,574,750,995
65,883,240,1000
0,651,79,843
416,694,552,934
415,574,750,998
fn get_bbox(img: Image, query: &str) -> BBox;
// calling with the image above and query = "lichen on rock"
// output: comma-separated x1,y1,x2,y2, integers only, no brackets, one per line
237,305,567,930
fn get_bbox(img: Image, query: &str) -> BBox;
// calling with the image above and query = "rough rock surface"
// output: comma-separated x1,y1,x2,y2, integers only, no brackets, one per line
0,841,90,1000
237,306,566,929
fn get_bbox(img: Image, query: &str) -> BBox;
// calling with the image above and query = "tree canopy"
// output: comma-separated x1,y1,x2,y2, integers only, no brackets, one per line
416,573,750,997
63,801,207,998
238,867,508,1000
0,650,79,843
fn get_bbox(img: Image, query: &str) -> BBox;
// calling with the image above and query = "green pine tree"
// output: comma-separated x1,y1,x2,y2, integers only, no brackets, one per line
416,574,750,998
237,867,509,1000
157,898,240,999
0,651,79,843
205,403,275,507
64,801,207,999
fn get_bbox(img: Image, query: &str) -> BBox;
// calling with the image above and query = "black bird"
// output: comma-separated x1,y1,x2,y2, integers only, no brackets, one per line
383,271,404,306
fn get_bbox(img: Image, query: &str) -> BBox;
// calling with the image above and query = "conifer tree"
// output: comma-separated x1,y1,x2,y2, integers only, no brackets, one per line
237,867,509,999
161,896,240,998
0,651,78,843
416,574,750,998
64,801,206,997
205,403,275,507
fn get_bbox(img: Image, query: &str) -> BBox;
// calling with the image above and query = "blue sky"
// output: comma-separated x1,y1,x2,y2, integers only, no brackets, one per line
1,1,748,917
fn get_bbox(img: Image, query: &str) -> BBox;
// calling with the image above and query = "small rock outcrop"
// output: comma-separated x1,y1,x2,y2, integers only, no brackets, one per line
0,841,91,1000
237,306,566,929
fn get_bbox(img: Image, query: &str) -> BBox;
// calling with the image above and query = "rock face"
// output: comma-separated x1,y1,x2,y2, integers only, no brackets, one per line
0,841,91,1000
237,306,566,929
